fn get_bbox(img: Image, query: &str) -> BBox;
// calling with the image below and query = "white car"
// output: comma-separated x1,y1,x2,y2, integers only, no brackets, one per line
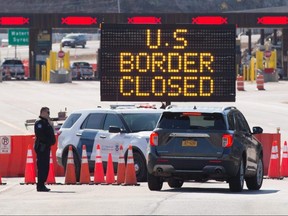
56,107,163,182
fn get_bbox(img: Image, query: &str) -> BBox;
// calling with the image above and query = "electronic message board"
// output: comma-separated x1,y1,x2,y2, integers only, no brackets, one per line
100,24,236,102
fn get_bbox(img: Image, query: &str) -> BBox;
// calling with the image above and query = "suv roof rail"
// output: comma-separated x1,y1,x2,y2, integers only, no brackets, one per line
165,104,178,109
110,104,136,109
222,106,237,111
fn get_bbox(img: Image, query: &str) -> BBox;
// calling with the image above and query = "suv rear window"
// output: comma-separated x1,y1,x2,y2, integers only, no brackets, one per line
2,60,23,65
72,62,90,67
158,112,226,130
62,113,81,128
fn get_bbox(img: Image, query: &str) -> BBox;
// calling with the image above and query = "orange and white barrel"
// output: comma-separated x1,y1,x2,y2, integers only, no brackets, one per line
236,75,244,91
256,74,265,90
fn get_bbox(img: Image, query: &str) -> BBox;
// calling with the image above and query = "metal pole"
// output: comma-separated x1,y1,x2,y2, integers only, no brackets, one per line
117,0,121,13
273,29,277,45
260,29,265,45
247,29,252,56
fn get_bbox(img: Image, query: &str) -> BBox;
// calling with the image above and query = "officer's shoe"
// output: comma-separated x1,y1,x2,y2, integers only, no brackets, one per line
37,186,51,192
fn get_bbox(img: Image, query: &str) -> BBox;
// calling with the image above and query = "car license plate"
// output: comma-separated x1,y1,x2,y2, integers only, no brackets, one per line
182,140,197,147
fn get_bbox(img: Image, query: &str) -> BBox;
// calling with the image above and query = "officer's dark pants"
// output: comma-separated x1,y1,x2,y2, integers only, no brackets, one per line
36,147,50,188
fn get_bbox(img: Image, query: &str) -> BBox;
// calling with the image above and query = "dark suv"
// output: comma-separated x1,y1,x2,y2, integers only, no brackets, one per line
61,34,86,48
147,106,264,192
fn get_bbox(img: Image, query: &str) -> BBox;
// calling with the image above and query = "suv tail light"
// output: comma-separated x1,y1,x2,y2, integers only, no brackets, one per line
222,134,233,148
150,132,158,146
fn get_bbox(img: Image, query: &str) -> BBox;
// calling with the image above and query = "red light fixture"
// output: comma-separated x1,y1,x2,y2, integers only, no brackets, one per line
61,16,97,26
150,132,158,146
0,16,29,26
222,134,233,148
128,16,161,24
257,16,288,25
192,16,228,25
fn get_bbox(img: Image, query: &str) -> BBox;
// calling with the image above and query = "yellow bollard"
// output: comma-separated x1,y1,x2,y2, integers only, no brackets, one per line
41,65,47,82
64,51,70,70
256,51,264,70
46,58,51,82
36,64,40,80
36,64,41,81
243,65,249,81
250,57,256,81
50,51,57,71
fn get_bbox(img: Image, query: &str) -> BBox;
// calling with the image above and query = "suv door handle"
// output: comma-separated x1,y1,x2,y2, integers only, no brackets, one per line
100,135,107,138
76,132,82,136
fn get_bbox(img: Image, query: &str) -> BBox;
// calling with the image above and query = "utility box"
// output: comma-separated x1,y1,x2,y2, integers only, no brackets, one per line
263,70,278,82
50,68,72,83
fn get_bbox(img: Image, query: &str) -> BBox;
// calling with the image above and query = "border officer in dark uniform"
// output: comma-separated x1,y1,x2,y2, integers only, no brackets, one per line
34,107,56,192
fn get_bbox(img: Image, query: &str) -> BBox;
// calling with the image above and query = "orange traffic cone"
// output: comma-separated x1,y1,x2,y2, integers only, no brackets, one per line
105,153,115,184
268,140,281,179
93,144,105,184
281,141,288,177
64,146,77,184
79,145,91,184
116,145,126,184
123,145,138,186
46,150,56,184
24,143,36,184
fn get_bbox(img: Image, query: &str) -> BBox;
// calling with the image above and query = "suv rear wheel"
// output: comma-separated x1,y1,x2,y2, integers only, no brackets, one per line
245,157,264,190
229,158,245,192
147,172,163,191
168,178,184,188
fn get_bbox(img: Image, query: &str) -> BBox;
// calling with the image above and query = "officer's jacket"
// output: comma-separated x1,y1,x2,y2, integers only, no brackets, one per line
34,116,56,149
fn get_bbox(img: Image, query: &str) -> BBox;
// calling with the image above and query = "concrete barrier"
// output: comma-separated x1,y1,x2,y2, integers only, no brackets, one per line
254,133,281,176
50,69,72,83
0,134,64,177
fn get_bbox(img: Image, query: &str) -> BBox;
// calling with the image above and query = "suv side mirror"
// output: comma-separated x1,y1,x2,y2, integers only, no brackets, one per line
109,126,122,133
252,126,263,134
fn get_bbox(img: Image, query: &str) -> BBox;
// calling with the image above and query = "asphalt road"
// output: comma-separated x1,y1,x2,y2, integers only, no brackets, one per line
0,177,288,215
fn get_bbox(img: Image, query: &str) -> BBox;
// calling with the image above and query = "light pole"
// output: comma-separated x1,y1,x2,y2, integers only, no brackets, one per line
117,0,121,13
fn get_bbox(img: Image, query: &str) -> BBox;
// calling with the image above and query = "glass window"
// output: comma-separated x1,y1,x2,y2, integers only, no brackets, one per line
122,113,161,132
3,60,23,65
103,114,124,130
235,112,251,133
159,112,226,130
227,113,235,130
61,113,81,128
81,113,105,129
